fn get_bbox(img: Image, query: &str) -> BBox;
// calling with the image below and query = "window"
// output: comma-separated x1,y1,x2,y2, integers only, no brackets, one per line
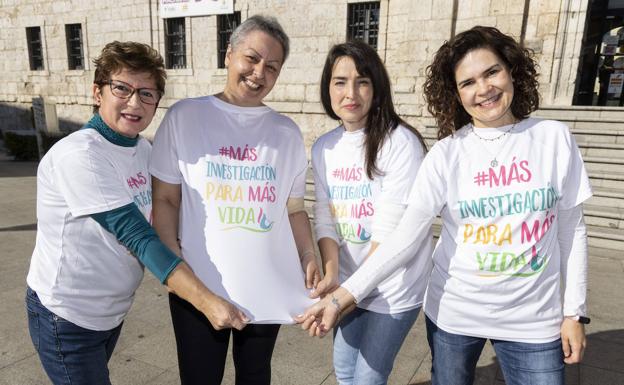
65,24,84,70
165,18,186,69
26,26,44,70
217,12,241,68
347,2,381,48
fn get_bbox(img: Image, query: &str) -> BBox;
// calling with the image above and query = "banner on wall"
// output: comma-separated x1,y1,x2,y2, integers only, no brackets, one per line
159,0,234,18
608,73,624,96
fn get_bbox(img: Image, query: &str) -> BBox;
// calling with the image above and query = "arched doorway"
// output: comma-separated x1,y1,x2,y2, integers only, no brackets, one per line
574,0,624,106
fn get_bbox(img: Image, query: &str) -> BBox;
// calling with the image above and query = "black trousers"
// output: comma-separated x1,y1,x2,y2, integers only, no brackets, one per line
169,293,280,385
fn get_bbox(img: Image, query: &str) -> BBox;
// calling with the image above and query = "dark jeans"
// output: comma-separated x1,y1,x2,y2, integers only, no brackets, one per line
426,316,564,385
26,287,123,385
169,293,281,385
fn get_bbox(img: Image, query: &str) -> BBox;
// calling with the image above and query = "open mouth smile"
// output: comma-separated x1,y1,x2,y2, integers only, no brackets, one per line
243,78,262,91
121,113,142,122
477,93,502,107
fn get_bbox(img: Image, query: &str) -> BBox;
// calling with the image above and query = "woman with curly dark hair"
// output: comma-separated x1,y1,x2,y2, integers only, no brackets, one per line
299,26,591,385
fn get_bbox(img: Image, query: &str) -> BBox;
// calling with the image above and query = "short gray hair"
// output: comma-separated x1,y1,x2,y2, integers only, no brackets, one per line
230,15,290,63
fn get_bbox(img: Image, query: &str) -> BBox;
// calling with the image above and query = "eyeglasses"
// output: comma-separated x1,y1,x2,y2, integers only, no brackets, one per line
104,79,162,105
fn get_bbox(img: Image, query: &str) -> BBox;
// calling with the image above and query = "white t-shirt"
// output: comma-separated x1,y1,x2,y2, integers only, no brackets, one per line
312,125,432,314
149,95,316,323
343,118,592,343
27,129,151,331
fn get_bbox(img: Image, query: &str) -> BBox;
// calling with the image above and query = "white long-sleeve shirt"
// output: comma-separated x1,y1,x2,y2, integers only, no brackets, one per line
312,125,433,313
342,118,591,343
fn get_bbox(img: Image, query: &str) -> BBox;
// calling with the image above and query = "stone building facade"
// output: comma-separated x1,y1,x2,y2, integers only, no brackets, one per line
0,0,593,147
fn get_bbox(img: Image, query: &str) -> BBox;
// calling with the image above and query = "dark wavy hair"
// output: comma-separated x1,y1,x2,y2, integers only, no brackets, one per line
423,26,539,140
320,40,426,179
92,41,166,113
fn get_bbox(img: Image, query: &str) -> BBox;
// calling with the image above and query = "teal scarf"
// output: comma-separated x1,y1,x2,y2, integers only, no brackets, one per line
83,114,138,147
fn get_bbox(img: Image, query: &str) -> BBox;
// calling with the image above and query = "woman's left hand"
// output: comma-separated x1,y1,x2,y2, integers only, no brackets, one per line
300,252,321,290
561,317,586,364
294,286,354,337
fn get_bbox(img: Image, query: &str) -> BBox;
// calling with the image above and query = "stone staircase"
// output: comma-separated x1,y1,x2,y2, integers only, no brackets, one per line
305,106,624,254
532,106,624,252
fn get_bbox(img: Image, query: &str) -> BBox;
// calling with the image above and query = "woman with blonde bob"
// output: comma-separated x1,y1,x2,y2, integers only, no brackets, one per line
299,26,591,385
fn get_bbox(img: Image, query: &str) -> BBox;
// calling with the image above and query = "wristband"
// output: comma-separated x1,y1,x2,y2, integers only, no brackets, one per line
566,315,591,324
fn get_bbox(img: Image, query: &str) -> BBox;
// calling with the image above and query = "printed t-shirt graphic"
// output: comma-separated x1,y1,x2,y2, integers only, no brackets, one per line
418,118,592,343
150,96,316,323
27,129,150,331
312,125,432,314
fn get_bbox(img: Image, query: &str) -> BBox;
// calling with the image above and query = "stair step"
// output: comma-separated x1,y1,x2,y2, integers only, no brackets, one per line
556,120,624,134
584,204,624,221
588,187,624,208
587,224,624,250
588,235,624,251
593,186,624,199
583,155,624,165
577,141,624,150
585,215,622,230
588,246,624,260
590,177,624,190
587,224,624,241
533,106,624,121
573,133,624,146
586,164,624,181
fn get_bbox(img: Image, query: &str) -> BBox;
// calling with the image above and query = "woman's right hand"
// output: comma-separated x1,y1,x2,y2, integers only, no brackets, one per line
202,294,250,331
310,269,339,299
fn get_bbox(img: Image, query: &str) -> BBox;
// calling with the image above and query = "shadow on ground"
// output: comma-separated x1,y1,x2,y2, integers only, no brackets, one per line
0,160,38,178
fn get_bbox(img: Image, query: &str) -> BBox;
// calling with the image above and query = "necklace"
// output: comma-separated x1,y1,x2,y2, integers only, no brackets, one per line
470,122,516,167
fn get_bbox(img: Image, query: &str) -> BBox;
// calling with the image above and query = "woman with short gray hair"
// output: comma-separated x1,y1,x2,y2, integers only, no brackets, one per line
150,15,318,384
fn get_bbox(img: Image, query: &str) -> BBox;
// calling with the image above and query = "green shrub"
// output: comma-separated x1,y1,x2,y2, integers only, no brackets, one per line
3,131,38,160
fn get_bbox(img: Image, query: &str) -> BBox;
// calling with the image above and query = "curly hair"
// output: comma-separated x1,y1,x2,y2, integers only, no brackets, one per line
92,41,166,113
320,40,426,179
423,26,539,140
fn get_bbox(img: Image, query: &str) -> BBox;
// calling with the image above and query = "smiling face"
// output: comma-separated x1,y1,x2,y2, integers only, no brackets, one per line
329,56,374,132
92,68,157,138
454,48,516,128
222,30,284,107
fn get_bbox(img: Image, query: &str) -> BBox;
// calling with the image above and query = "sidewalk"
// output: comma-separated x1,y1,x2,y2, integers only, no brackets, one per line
0,158,622,385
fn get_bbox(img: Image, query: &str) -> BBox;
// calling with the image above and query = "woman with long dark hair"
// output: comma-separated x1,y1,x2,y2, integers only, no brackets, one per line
306,40,431,384
299,27,590,385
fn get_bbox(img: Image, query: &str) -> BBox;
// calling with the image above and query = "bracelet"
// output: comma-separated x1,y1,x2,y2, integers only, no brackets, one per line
330,294,342,313
300,249,315,261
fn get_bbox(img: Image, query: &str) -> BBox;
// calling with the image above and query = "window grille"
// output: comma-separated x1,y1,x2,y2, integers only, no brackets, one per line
347,2,381,48
65,24,84,70
217,12,241,68
26,27,44,71
165,18,186,69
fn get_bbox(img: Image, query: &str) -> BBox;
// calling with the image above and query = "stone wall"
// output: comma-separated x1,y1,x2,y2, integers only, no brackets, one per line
0,0,590,145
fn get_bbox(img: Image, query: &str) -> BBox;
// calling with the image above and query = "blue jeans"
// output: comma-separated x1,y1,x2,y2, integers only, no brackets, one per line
426,316,565,385
333,306,420,385
26,287,123,385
